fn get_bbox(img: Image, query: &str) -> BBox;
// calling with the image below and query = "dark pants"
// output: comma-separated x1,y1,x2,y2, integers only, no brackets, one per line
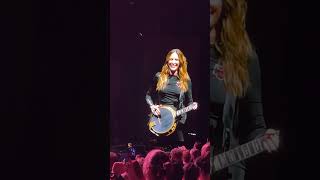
228,166,245,180
157,123,185,148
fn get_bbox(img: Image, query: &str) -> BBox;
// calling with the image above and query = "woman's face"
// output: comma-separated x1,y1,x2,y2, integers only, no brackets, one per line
167,52,180,73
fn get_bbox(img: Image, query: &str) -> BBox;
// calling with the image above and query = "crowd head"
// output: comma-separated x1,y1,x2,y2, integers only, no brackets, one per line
110,141,210,180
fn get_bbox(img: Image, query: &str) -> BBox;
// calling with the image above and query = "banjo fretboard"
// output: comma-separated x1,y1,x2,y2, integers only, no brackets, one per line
176,104,196,116
213,136,266,171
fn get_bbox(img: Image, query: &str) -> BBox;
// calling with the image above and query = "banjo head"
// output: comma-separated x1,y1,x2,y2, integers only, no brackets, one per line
149,106,176,135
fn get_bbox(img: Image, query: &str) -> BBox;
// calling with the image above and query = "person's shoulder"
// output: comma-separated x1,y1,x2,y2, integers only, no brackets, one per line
248,50,261,72
152,72,161,81
248,50,259,63
155,72,160,77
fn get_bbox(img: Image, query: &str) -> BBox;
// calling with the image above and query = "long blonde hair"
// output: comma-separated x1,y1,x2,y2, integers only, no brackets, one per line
218,0,253,97
156,49,190,92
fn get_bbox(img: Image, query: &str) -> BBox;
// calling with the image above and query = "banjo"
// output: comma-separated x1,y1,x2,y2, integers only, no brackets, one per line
147,102,198,136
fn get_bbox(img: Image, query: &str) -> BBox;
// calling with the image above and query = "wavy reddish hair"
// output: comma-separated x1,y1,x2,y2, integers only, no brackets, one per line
156,49,190,92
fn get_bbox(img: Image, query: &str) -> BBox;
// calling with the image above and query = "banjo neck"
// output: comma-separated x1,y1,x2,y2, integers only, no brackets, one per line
176,103,196,116
213,130,280,172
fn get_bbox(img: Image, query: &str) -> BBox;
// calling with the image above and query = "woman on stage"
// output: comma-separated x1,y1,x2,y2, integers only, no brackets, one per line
145,48,198,147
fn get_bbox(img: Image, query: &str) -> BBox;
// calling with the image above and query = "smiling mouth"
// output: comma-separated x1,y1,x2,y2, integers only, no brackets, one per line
169,63,178,68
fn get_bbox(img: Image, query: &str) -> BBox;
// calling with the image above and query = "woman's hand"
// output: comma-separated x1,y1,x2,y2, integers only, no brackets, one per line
263,129,280,153
150,105,161,116
191,102,198,110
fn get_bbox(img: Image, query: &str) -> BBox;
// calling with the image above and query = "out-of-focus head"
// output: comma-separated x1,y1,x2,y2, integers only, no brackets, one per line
170,147,183,163
143,149,169,180
210,0,254,97
178,145,187,151
135,154,145,167
110,151,118,170
201,142,210,157
164,160,184,180
182,150,191,164
190,148,201,162
183,163,200,180
126,160,144,180
195,151,210,176
193,141,202,150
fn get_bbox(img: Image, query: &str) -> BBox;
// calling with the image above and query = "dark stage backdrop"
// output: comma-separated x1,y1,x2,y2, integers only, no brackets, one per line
244,1,289,180
110,0,210,146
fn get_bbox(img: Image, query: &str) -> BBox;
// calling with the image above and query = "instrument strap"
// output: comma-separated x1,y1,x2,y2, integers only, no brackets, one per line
179,90,183,110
